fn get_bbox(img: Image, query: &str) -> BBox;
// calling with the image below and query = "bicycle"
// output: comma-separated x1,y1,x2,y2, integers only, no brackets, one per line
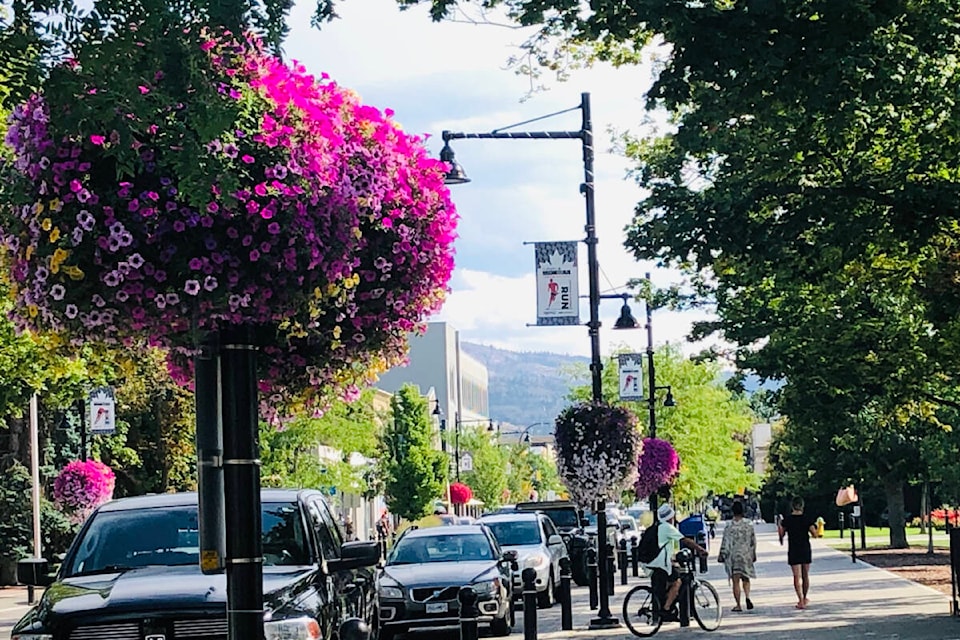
622,548,722,636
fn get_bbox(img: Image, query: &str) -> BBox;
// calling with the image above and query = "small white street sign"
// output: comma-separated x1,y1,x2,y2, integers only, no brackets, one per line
459,452,474,473
89,386,116,435
618,353,644,401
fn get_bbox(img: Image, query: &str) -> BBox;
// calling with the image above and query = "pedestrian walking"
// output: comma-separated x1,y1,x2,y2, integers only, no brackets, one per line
777,496,819,609
717,500,757,612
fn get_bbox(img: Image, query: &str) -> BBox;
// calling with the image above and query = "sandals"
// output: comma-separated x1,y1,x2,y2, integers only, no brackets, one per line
746,598,754,610
731,606,743,612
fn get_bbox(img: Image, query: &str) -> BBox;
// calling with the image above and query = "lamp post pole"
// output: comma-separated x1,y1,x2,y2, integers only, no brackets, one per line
645,272,659,517
442,92,617,628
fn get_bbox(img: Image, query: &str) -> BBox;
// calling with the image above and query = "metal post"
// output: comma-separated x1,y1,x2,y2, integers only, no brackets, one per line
850,525,857,563
645,271,659,518
839,511,845,538
76,398,86,461
559,557,573,630
606,543,615,595
631,535,640,577
196,335,225,575
590,498,619,627
860,501,867,550
678,575,690,627
338,619,370,640
28,393,40,605
522,568,538,640
619,539,628,585
220,325,264,640
587,546,598,610
458,586,479,640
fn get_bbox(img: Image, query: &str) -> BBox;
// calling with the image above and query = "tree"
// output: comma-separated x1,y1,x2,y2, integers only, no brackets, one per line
260,389,383,495
380,385,447,522
456,425,508,510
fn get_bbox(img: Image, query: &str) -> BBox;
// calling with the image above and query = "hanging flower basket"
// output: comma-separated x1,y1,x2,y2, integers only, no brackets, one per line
449,482,473,505
554,402,642,507
0,29,457,407
634,437,680,500
53,459,115,522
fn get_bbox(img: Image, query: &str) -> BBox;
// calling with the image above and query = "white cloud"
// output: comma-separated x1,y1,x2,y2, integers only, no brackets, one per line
285,0,721,358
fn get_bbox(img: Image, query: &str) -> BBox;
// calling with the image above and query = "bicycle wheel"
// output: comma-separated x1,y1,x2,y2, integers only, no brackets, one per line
691,579,722,631
622,584,662,637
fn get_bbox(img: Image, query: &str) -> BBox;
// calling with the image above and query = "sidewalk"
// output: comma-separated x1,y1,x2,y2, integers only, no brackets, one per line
0,585,36,639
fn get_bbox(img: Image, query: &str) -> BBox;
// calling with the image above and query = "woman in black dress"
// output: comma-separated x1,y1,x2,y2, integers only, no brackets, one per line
777,496,819,609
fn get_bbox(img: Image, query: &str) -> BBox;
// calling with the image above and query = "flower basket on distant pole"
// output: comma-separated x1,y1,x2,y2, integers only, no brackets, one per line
634,437,680,503
1,28,455,640
53,459,115,524
554,403,643,508
449,482,473,516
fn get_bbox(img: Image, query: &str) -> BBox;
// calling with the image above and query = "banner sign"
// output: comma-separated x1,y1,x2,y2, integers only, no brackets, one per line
618,353,645,401
89,386,116,435
534,241,580,325
459,452,474,473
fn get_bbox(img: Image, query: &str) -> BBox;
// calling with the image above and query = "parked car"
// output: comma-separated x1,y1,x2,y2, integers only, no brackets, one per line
514,500,592,586
584,506,625,556
11,489,380,640
480,511,568,608
619,515,640,539
376,525,514,639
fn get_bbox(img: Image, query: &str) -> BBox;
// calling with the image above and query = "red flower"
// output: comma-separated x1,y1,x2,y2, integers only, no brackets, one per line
449,482,473,505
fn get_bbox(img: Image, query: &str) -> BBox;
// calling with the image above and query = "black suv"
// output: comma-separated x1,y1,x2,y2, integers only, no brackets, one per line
514,500,592,586
12,489,380,640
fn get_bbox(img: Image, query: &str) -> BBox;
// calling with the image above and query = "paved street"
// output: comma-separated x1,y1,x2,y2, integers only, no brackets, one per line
3,523,958,639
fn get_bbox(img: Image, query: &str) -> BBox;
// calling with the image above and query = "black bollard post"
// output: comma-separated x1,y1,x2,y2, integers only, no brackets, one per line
559,557,573,631
679,579,690,627
458,586,479,640
619,539,628,585
522,567,538,640
631,535,639,578
606,545,615,595
850,524,857,563
587,546,598,610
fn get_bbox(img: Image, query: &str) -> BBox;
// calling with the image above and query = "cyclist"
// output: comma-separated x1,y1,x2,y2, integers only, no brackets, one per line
649,503,709,619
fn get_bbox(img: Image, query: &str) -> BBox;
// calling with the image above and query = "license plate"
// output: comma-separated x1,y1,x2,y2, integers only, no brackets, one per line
425,602,448,614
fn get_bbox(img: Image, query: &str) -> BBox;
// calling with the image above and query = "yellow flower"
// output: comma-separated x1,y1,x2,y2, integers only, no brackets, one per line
25,245,34,260
352,227,363,240
326,283,340,296
62,265,84,280
313,287,323,300
41,218,52,231
27,305,38,318
49,228,61,243
332,326,342,339
32,202,44,215
50,248,70,273
49,198,61,212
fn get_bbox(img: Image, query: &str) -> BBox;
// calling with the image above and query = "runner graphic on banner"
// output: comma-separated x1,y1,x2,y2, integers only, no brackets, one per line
618,353,644,401
534,241,580,326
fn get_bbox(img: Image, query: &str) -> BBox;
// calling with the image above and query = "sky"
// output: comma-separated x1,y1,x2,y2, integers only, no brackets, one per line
284,0,717,358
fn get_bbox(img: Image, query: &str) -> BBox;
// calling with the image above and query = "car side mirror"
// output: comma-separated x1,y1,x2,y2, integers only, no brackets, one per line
547,534,563,546
18,558,54,587
580,518,589,527
327,540,381,573
501,549,518,563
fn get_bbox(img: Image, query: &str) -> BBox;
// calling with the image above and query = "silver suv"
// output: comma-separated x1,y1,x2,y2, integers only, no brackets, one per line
480,511,568,608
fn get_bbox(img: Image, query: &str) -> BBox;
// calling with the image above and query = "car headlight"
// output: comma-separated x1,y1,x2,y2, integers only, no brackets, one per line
12,635,53,640
471,578,499,595
379,585,404,599
264,616,321,640
523,554,549,570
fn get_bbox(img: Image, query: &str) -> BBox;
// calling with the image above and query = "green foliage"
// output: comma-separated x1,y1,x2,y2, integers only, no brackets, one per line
380,385,447,521
569,344,758,505
456,425,508,509
260,388,383,495
504,443,564,503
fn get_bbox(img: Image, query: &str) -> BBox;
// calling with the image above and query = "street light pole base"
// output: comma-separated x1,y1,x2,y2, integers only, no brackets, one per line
588,615,621,629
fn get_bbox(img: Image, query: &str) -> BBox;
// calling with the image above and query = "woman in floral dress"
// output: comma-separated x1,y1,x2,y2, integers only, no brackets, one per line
718,500,757,612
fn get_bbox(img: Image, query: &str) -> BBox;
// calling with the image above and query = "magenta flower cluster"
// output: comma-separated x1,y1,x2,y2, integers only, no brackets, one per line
0,32,457,403
634,437,680,499
52,459,116,516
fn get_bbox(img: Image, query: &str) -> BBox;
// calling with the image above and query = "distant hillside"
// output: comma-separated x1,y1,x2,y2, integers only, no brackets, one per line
460,342,588,432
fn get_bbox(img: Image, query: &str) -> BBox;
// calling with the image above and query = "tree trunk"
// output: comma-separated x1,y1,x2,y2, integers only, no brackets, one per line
883,476,908,548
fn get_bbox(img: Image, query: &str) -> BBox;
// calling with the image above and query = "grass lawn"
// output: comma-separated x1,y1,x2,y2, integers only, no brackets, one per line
820,525,950,550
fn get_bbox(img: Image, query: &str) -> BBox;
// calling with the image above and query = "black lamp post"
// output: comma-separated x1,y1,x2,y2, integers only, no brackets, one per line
441,92,619,628
643,271,676,519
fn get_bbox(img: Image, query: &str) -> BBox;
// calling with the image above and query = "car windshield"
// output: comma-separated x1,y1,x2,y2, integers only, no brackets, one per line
64,501,310,577
542,509,579,529
389,533,493,565
485,520,541,546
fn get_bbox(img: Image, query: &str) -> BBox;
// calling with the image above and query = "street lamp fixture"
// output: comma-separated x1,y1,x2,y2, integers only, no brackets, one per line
441,92,620,628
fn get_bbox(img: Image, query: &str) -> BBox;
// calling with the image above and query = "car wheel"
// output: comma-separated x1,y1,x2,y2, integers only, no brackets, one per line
537,573,554,609
377,627,396,640
491,600,513,636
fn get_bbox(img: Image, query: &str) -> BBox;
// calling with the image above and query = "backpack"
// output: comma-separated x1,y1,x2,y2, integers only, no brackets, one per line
636,522,665,564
